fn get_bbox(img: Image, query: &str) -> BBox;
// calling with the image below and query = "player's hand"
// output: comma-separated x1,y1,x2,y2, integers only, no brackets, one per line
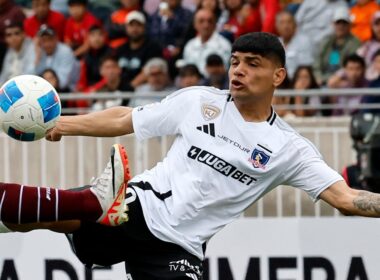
45,127,62,142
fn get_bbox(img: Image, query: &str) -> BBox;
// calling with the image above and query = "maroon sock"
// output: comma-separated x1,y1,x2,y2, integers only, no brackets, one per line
0,183,102,224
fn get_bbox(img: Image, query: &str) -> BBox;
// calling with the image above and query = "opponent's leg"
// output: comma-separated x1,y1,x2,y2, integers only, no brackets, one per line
3,220,81,233
0,144,131,232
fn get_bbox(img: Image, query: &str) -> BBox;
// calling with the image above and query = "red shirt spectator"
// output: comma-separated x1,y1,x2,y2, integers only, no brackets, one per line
238,2,261,36
24,0,66,41
64,12,100,57
260,0,279,33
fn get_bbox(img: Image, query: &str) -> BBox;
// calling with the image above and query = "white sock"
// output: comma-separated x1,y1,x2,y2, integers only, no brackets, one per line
0,221,11,233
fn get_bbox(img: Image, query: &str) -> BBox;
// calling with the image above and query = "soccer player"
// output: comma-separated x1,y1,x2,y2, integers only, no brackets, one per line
2,32,380,279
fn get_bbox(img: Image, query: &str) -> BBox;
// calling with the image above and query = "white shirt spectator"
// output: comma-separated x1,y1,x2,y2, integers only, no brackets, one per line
35,42,79,90
183,32,231,77
296,0,348,54
280,33,314,78
0,38,35,85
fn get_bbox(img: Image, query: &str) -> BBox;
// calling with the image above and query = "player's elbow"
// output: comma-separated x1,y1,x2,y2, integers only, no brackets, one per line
334,196,356,216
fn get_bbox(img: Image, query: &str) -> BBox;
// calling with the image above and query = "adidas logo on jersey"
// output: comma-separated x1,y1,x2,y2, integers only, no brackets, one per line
196,123,215,137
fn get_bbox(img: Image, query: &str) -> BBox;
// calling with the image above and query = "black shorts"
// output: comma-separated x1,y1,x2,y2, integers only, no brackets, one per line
69,186,204,280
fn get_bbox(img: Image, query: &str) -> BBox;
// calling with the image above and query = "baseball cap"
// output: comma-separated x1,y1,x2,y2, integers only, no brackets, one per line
125,11,146,25
37,24,56,37
333,8,351,23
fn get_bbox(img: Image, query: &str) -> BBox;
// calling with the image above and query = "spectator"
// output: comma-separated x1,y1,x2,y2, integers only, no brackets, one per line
105,0,141,49
64,0,101,58
313,7,361,86
291,65,321,117
51,0,69,16
0,21,35,85
295,0,348,53
357,11,380,80
35,25,79,90
149,0,192,59
361,49,380,113
0,0,25,73
114,11,163,89
276,10,313,79
239,0,279,35
350,0,379,42
24,0,66,41
40,68,76,113
131,58,175,107
89,55,134,110
177,64,203,88
77,25,111,92
183,9,231,76
272,74,292,118
238,0,262,36
203,53,229,89
327,54,368,115
181,0,223,49
217,0,244,41
88,0,119,22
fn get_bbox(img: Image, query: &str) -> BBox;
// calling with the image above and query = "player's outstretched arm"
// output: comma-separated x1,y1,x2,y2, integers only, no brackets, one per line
320,181,380,217
46,106,134,141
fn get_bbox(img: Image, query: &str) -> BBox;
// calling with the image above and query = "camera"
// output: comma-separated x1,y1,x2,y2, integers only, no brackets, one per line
346,113,380,192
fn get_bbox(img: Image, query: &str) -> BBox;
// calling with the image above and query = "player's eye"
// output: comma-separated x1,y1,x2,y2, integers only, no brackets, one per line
231,60,239,66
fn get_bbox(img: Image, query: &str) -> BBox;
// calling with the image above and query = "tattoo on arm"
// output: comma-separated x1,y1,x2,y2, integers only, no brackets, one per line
353,191,380,215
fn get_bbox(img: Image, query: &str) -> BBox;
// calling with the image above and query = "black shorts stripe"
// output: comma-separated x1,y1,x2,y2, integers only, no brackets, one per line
129,181,172,200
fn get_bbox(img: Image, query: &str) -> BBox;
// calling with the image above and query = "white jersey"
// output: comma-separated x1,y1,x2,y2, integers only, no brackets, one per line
131,86,343,260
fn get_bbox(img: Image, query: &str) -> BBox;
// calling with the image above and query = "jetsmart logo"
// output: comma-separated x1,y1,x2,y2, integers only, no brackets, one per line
187,146,256,186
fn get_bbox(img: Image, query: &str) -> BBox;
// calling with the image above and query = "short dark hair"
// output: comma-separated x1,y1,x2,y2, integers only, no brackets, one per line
231,32,286,67
206,54,224,67
68,0,87,5
99,54,119,67
179,64,202,78
89,24,103,33
343,54,366,69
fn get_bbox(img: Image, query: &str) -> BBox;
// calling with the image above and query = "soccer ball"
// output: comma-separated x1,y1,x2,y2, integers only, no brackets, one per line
0,75,61,141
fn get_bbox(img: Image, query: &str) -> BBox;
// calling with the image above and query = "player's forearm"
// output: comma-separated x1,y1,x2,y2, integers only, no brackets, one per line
351,190,380,217
56,106,134,137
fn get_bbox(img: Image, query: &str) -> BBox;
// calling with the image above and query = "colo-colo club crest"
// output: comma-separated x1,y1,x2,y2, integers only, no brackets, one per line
249,148,270,169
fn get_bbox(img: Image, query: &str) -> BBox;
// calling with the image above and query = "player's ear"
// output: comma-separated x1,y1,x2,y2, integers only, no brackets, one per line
273,68,286,87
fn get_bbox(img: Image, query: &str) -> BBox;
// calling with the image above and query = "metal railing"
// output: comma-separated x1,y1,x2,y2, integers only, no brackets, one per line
58,88,380,114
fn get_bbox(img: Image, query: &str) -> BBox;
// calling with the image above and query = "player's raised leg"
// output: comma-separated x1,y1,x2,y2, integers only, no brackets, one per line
0,144,130,233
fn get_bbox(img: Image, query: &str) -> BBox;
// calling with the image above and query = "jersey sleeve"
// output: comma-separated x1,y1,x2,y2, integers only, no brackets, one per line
132,87,197,140
283,138,344,202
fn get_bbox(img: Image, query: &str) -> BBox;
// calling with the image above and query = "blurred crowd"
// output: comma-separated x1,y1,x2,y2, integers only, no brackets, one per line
1,0,380,116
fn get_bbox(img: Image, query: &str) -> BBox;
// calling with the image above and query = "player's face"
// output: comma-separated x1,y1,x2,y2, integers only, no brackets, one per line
228,52,285,101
